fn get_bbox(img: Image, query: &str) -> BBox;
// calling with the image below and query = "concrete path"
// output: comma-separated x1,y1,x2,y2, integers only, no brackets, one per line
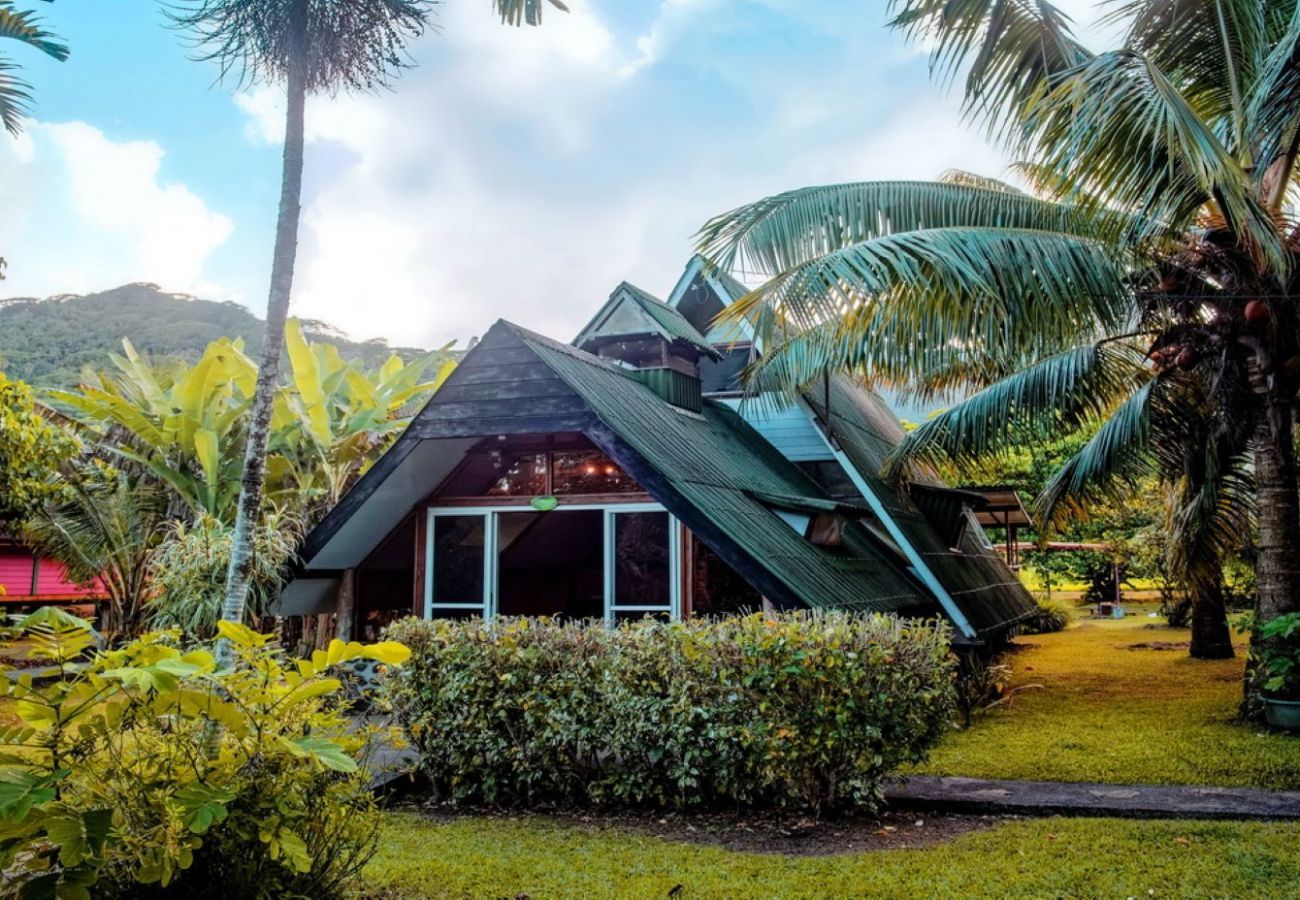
885,775,1300,821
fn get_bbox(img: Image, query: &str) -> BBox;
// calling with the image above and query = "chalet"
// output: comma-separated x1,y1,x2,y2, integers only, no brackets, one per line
278,257,1036,644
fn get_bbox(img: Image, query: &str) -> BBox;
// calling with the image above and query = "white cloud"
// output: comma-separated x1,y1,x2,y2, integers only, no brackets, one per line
0,122,232,298
240,1,1022,348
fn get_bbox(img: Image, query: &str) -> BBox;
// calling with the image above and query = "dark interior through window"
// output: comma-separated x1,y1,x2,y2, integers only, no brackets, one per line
496,510,604,618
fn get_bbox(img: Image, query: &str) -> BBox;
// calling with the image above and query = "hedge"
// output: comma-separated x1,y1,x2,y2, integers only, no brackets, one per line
384,613,954,813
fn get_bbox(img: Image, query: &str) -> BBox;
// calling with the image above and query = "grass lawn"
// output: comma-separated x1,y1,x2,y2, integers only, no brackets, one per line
363,813,1300,898
913,608,1300,789
365,608,1300,898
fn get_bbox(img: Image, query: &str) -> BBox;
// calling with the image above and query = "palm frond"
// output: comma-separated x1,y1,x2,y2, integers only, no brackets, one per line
1034,380,1158,530
0,57,32,135
1246,2,1300,202
0,3,70,60
0,2,68,136
721,226,1132,393
165,0,438,92
886,341,1151,479
1021,49,1286,268
886,0,1090,138
1115,0,1269,152
696,180,1115,276
493,0,567,27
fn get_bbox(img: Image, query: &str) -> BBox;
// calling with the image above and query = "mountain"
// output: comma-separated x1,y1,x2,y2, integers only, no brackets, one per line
0,283,431,386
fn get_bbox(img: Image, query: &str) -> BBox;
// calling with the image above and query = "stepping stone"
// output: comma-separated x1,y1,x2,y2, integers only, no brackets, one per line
885,776,1300,820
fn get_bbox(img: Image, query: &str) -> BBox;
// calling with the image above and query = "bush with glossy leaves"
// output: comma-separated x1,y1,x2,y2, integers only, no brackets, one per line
387,612,954,814
0,607,408,899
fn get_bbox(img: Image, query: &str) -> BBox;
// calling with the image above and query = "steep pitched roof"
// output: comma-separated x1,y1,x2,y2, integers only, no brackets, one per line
805,375,1038,637
504,323,935,617
575,282,719,359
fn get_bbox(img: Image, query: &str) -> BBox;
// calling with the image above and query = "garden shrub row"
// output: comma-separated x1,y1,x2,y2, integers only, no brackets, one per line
385,612,955,813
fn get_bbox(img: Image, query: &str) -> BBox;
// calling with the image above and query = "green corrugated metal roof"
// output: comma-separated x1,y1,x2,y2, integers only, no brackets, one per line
580,282,720,359
507,324,936,618
806,375,1038,636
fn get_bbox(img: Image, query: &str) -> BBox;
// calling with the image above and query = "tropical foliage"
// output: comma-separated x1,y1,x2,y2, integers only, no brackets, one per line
387,612,954,813
0,607,409,898
22,466,169,637
0,367,77,525
146,513,300,639
48,322,454,524
698,1,1300,693
0,0,68,135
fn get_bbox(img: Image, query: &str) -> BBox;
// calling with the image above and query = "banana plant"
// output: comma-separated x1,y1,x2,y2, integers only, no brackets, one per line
49,339,257,519
272,318,456,509
49,324,456,523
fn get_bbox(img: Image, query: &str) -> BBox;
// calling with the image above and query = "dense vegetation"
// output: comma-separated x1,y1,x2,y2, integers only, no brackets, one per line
0,283,430,386
388,613,954,813
699,0,1300,694
0,607,409,898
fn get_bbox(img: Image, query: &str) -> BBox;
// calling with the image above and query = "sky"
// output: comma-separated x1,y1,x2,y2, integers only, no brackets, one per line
0,0,1108,351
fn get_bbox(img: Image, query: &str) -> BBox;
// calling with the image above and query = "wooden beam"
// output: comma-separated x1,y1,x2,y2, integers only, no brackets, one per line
412,511,427,618
408,413,597,439
336,569,357,641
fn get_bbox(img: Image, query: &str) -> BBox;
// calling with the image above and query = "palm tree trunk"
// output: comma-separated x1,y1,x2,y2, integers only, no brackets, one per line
1189,577,1234,660
1245,393,1300,714
214,18,308,670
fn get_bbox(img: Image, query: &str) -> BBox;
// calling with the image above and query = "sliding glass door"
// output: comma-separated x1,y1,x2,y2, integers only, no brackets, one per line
425,504,680,623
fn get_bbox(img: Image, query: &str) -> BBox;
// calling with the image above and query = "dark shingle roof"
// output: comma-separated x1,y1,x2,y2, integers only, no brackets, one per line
507,324,936,617
806,375,1038,636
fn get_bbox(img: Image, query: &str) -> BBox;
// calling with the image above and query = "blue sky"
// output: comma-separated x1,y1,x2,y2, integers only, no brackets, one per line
1,0,1102,350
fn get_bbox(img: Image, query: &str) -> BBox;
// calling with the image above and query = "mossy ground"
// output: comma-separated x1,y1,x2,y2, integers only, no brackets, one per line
363,813,1300,898
913,607,1300,789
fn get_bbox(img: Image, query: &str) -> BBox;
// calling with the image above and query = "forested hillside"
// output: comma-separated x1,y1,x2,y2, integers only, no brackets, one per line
0,283,428,385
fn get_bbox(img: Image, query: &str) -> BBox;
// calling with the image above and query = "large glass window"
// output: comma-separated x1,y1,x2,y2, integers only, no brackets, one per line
551,450,639,495
425,506,679,623
428,514,487,615
609,510,674,618
486,453,548,496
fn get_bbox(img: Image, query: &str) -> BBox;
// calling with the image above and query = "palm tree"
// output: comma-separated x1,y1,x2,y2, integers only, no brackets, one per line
697,0,1300,711
885,294,1250,658
0,1,68,135
24,468,168,639
169,0,558,668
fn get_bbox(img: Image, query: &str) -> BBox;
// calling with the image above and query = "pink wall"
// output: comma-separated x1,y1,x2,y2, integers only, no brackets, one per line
0,548,101,599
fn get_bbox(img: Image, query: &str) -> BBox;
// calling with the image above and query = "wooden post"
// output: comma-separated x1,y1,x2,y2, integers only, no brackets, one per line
336,569,357,642
412,510,428,618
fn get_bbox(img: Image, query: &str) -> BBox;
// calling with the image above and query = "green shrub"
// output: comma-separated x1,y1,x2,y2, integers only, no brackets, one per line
385,612,954,813
0,607,409,899
1018,597,1073,635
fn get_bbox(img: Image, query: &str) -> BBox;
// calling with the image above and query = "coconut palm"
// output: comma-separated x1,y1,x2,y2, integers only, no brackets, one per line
0,1,68,135
887,311,1251,658
697,0,1300,710
166,0,562,668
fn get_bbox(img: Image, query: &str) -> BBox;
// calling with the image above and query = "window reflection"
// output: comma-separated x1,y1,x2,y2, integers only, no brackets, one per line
551,450,638,495
486,453,547,496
